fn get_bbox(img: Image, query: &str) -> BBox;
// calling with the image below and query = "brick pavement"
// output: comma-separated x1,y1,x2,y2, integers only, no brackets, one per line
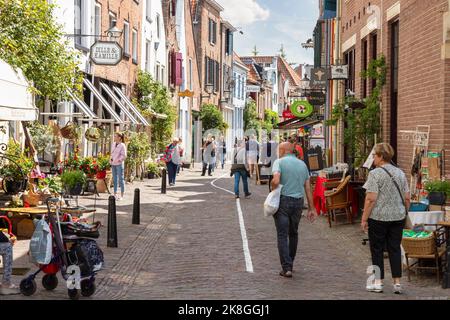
1,165,449,300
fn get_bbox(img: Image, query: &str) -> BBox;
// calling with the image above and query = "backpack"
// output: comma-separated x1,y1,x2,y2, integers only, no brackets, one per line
30,219,52,265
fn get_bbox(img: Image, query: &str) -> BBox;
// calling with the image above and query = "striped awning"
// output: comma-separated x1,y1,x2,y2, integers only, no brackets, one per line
83,78,123,124
112,87,152,125
100,83,139,125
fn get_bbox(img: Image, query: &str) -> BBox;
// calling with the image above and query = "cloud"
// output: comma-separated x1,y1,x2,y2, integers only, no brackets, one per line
220,0,270,26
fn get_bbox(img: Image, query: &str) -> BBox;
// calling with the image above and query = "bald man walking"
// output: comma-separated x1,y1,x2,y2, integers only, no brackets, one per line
271,142,317,278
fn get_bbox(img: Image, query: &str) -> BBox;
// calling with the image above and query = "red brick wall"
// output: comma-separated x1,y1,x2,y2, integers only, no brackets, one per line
94,0,142,96
340,0,450,177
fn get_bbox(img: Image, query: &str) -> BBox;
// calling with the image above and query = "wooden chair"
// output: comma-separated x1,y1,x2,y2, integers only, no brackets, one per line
405,226,447,284
324,175,353,228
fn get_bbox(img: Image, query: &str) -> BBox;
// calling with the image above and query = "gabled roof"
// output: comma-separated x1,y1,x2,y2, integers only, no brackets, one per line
278,57,301,87
233,52,249,71
241,58,262,84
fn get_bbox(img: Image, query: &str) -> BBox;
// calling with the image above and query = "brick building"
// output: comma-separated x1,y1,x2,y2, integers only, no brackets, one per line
339,0,450,176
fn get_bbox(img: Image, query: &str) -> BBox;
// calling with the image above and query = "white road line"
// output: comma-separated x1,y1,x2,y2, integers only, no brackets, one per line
211,174,254,273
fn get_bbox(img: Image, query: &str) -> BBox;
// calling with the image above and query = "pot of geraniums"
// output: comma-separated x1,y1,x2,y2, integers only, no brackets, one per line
96,153,110,179
147,162,160,179
424,180,450,206
0,140,34,194
79,156,98,179
60,170,86,196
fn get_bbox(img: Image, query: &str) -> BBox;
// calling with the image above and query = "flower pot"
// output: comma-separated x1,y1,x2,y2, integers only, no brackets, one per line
96,170,107,179
66,183,83,196
148,172,156,179
2,179,28,195
428,192,446,206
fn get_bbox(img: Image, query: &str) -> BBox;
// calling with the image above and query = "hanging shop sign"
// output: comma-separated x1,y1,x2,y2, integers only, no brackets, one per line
246,85,261,93
282,109,296,120
290,100,314,119
310,68,328,88
178,89,195,98
307,91,326,106
330,65,349,80
90,41,123,66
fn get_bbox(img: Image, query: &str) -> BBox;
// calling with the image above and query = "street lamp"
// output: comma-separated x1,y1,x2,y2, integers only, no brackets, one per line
223,89,231,101
106,25,123,39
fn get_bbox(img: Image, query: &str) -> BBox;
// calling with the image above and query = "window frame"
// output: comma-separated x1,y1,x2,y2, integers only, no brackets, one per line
94,3,101,41
132,28,138,64
123,21,130,57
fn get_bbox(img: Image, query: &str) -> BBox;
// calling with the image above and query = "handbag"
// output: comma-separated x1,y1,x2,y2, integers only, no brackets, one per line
380,167,412,229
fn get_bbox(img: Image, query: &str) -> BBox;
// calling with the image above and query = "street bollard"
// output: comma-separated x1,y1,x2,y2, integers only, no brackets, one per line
161,168,167,194
132,188,140,225
107,195,118,248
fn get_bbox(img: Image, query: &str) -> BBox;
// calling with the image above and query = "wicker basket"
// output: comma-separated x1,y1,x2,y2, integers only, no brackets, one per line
60,122,78,140
402,231,435,256
445,207,450,222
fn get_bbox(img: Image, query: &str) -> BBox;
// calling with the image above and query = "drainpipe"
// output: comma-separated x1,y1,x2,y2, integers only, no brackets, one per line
333,0,343,165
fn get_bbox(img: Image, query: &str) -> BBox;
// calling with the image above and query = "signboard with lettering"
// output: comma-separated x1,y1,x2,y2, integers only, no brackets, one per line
246,85,261,93
310,68,328,88
290,100,314,119
90,41,123,66
330,65,349,80
307,92,326,106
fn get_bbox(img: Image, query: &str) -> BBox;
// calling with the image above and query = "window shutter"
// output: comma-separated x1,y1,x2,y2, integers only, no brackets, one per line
215,61,219,92
175,52,183,86
213,22,217,44
171,51,177,86
171,0,176,16
204,56,209,86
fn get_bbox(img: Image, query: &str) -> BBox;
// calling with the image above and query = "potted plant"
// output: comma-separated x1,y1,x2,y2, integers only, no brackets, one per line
96,153,111,179
79,156,98,178
60,170,86,196
0,140,34,194
146,162,160,179
424,180,450,206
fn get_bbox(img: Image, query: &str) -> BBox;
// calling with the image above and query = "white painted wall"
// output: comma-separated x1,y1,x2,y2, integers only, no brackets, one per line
232,62,247,142
141,0,167,85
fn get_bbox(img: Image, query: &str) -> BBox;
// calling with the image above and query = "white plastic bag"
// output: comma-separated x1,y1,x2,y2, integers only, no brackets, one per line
264,185,283,217
29,219,52,265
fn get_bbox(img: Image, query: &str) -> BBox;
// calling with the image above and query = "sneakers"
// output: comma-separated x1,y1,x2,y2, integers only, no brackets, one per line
0,284,20,295
393,284,402,294
366,283,383,293
279,270,293,278
235,195,240,199
245,193,252,199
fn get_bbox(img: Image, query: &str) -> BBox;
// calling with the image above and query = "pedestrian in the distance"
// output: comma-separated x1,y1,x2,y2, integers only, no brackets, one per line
163,138,181,186
210,137,217,172
177,137,184,175
246,135,260,178
271,142,316,278
0,220,19,295
217,135,226,169
361,143,410,294
110,132,127,201
231,139,251,199
201,135,215,176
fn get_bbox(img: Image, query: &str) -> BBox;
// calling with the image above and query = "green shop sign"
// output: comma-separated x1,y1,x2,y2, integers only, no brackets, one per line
290,100,314,118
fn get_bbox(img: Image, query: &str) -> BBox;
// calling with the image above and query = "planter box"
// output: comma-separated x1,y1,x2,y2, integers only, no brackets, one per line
428,192,446,206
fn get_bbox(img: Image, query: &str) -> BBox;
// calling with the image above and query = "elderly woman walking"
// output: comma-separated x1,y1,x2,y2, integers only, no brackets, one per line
361,143,410,294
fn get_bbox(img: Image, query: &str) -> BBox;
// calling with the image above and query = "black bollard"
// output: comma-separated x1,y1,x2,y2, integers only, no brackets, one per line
107,195,118,248
132,188,140,225
161,168,167,194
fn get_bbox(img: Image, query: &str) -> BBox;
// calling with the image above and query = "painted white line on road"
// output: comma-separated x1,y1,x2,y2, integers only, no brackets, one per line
211,174,254,273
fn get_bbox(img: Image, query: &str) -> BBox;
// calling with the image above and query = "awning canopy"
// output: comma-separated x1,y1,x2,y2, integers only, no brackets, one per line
83,78,123,124
100,83,139,125
276,117,322,130
0,59,38,121
112,87,156,124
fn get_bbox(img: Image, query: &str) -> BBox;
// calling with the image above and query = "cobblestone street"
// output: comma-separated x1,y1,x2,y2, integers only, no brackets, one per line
2,166,450,300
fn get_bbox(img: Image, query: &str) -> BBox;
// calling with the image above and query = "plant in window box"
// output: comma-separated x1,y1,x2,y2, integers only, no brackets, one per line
424,180,450,206
60,170,86,196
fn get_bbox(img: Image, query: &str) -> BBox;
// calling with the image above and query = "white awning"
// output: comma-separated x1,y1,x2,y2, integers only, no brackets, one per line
0,59,38,121
83,78,123,124
100,83,139,125
67,90,98,119
112,87,151,126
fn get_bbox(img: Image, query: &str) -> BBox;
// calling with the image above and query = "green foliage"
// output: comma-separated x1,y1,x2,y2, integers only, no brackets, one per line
134,71,177,154
261,109,279,133
37,177,62,194
424,180,450,196
0,139,34,180
0,0,83,100
146,161,161,176
96,153,111,171
199,104,228,132
244,99,262,133
125,132,151,173
326,55,387,168
60,170,86,189
27,121,58,154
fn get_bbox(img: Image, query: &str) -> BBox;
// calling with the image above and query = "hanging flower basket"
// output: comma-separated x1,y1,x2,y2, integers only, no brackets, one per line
60,121,79,140
85,127,102,142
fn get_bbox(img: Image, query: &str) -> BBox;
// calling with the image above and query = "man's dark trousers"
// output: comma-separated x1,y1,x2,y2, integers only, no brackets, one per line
273,196,304,272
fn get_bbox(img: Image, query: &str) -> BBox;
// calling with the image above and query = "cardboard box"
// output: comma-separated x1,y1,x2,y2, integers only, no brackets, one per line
429,205,443,212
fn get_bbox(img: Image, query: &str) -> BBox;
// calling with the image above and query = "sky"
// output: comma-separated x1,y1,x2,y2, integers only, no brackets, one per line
220,0,319,65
